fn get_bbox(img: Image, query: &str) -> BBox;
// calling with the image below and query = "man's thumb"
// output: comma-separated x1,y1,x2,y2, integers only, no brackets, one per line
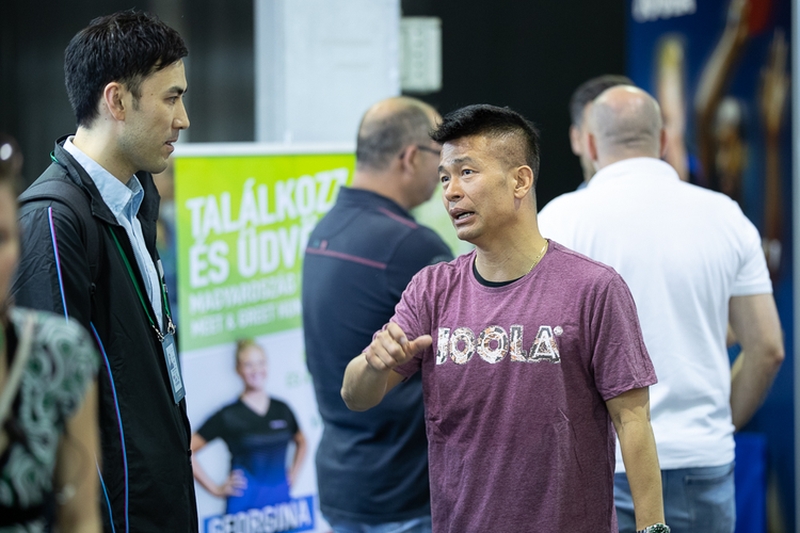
409,334,433,354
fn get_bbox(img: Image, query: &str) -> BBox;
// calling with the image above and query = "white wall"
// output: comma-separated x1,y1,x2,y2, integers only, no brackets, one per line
255,0,400,143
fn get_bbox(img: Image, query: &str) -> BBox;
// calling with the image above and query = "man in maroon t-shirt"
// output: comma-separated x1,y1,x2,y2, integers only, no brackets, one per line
341,104,669,533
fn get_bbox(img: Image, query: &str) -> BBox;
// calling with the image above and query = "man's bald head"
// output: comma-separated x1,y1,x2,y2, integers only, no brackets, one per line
588,86,664,167
356,96,440,171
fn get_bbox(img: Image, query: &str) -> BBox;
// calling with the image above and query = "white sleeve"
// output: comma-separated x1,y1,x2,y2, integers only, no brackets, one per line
731,209,772,296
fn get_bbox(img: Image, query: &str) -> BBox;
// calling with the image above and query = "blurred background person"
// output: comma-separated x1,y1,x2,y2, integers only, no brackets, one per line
302,96,452,533
568,74,633,188
0,132,101,531
538,86,784,533
191,339,307,514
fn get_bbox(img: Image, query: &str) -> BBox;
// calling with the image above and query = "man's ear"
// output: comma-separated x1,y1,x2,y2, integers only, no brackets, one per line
569,125,583,156
513,165,534,199
587,132,599,163
103,82,127,121
399,144,418,173
659,127,668,159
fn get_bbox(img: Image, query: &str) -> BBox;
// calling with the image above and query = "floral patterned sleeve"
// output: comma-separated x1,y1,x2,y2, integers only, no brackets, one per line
0,308,99,526
33,310,100,422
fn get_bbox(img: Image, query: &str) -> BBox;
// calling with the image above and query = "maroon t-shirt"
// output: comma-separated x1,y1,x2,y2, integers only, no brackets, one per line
392,242,657,533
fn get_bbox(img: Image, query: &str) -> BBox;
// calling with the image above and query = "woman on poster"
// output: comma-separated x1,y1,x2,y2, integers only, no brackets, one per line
191,339,307,513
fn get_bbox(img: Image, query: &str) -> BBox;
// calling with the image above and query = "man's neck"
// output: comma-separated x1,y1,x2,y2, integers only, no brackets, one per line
596,152,659,170
350,169,410,210
72,127,132,184
473,227,547,282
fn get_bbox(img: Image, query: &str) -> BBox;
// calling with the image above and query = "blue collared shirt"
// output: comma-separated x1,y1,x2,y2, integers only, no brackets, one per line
64,138,163,329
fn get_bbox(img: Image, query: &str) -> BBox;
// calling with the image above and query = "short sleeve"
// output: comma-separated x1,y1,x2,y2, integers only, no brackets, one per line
387,273,430,379
282,402,300,434
731,213,772,296
196,409,226,442
589,274,658,401
31,310,99,423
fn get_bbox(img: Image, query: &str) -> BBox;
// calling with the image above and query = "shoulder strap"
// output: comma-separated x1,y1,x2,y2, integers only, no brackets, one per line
18,171,101,284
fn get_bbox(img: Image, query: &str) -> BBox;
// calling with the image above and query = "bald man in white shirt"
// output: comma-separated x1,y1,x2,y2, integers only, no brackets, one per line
538,85,784,533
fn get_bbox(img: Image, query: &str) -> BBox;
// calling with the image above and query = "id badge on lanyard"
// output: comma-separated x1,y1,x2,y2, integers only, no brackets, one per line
110,229,185,404
162,332,185,404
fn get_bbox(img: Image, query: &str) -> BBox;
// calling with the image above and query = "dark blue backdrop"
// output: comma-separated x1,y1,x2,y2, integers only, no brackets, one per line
627,0,793,530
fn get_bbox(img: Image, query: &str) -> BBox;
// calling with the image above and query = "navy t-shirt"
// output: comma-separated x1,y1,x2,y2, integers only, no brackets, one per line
302,187,452,523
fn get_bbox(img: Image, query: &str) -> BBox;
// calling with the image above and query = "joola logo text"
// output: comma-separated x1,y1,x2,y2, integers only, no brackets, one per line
436,325,561,365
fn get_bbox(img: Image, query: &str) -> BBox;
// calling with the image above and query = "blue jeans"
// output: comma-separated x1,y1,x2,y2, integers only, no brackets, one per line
615,463,735,533
324,515,432,533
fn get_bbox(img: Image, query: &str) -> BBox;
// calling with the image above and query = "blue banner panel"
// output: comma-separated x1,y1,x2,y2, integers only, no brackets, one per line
203,495,316,533
627,0,793,531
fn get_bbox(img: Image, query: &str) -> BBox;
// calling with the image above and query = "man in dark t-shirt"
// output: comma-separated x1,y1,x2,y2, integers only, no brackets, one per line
302,97,452,533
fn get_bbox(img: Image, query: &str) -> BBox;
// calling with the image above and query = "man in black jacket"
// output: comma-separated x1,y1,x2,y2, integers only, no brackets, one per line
11,10,197,532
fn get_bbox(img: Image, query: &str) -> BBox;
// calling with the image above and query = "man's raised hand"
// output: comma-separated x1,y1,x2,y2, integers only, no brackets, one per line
364,322,432,373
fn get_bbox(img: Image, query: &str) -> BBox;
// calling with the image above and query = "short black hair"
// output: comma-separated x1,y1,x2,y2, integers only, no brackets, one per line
569,74,634,126
356,102,436,171
432,104,541,185
65,10,188,127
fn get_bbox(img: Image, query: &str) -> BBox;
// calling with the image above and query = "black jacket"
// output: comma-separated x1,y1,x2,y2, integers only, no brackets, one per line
11,138,198,532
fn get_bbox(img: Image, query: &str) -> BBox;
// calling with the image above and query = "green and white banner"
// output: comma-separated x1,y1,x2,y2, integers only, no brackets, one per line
177,150,354,350
173,143,467,533
175,144,354,533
